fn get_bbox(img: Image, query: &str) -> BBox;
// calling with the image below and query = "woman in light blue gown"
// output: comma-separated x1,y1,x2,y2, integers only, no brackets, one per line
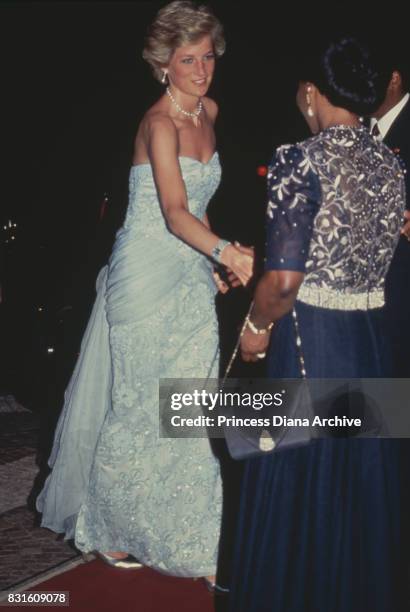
36,0,253,580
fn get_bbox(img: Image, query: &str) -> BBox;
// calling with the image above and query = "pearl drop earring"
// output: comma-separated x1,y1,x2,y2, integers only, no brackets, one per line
306,86,314,117
161,71,168,84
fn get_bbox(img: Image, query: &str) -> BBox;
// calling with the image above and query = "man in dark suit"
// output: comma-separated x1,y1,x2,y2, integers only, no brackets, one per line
371,56,410,377
371,51,410,604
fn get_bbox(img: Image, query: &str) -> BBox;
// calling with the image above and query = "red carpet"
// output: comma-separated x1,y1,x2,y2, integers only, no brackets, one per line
23,559,215,611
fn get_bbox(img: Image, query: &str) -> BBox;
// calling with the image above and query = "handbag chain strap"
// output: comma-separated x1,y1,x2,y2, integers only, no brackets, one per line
222,300,254,385
291,307,307,379
223,301,307,383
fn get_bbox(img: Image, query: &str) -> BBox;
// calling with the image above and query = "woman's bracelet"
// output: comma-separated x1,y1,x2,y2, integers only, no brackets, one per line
245,314,274,335
211,239,231,264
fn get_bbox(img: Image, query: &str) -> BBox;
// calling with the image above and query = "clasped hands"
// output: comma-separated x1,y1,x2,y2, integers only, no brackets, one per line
213,241,254,293
212,241,271,361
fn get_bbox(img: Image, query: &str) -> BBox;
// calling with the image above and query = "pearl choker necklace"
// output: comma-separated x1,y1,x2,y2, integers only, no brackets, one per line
166,87,203,118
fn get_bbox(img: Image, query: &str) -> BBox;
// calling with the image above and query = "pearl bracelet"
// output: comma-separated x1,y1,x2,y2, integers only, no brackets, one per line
245,314,274,335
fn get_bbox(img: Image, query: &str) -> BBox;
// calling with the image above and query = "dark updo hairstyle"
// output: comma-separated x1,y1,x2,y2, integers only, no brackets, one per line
298,36,385,116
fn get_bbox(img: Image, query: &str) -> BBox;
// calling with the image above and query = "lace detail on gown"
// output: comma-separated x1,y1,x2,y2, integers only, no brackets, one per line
266,127,405,309
36,154,223,577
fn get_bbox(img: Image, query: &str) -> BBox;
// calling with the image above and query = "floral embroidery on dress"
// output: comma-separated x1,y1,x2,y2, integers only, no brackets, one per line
38,153,223,577
266,126,405,310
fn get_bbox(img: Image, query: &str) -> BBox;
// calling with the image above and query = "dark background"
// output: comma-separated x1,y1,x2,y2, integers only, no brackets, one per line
0,1,401,418
0,1,406,592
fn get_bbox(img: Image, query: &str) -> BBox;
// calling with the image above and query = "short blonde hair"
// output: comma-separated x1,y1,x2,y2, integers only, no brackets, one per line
143,1,226,82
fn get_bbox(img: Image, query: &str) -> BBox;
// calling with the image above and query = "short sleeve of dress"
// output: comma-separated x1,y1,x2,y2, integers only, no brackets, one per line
265,144,322,272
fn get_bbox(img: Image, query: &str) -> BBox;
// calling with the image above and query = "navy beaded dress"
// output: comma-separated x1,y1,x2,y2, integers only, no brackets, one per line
229,126,406,612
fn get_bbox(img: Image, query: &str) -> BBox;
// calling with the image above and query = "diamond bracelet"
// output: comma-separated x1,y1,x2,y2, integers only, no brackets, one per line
211,239,231,264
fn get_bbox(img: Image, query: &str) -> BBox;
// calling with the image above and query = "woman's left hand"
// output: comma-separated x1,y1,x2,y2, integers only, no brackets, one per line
240,326,270,362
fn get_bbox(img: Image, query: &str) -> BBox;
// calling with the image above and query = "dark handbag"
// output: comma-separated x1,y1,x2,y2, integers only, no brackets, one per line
222,304,314,460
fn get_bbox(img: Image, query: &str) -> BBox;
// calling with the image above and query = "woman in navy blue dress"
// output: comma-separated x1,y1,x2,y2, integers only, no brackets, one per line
230,38,407,611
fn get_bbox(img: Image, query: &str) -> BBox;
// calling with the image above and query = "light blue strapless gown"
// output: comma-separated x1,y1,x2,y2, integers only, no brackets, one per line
36,153,223,576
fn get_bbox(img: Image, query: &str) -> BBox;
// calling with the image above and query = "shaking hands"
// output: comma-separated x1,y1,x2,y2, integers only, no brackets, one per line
213,242,254,293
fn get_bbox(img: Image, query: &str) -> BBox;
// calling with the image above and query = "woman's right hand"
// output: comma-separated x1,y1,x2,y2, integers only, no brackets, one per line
220,243,254,286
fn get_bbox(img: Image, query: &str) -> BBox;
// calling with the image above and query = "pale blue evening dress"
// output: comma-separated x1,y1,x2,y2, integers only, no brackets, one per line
36,153,223,577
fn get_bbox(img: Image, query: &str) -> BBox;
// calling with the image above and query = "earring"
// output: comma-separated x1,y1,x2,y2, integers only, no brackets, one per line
161,71,168,84
306,86,314,117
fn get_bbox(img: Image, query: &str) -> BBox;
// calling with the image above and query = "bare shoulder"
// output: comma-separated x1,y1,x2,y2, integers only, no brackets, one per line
143,109,177,137
202,97,218,123
137,109,178,153
142,110,181,162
